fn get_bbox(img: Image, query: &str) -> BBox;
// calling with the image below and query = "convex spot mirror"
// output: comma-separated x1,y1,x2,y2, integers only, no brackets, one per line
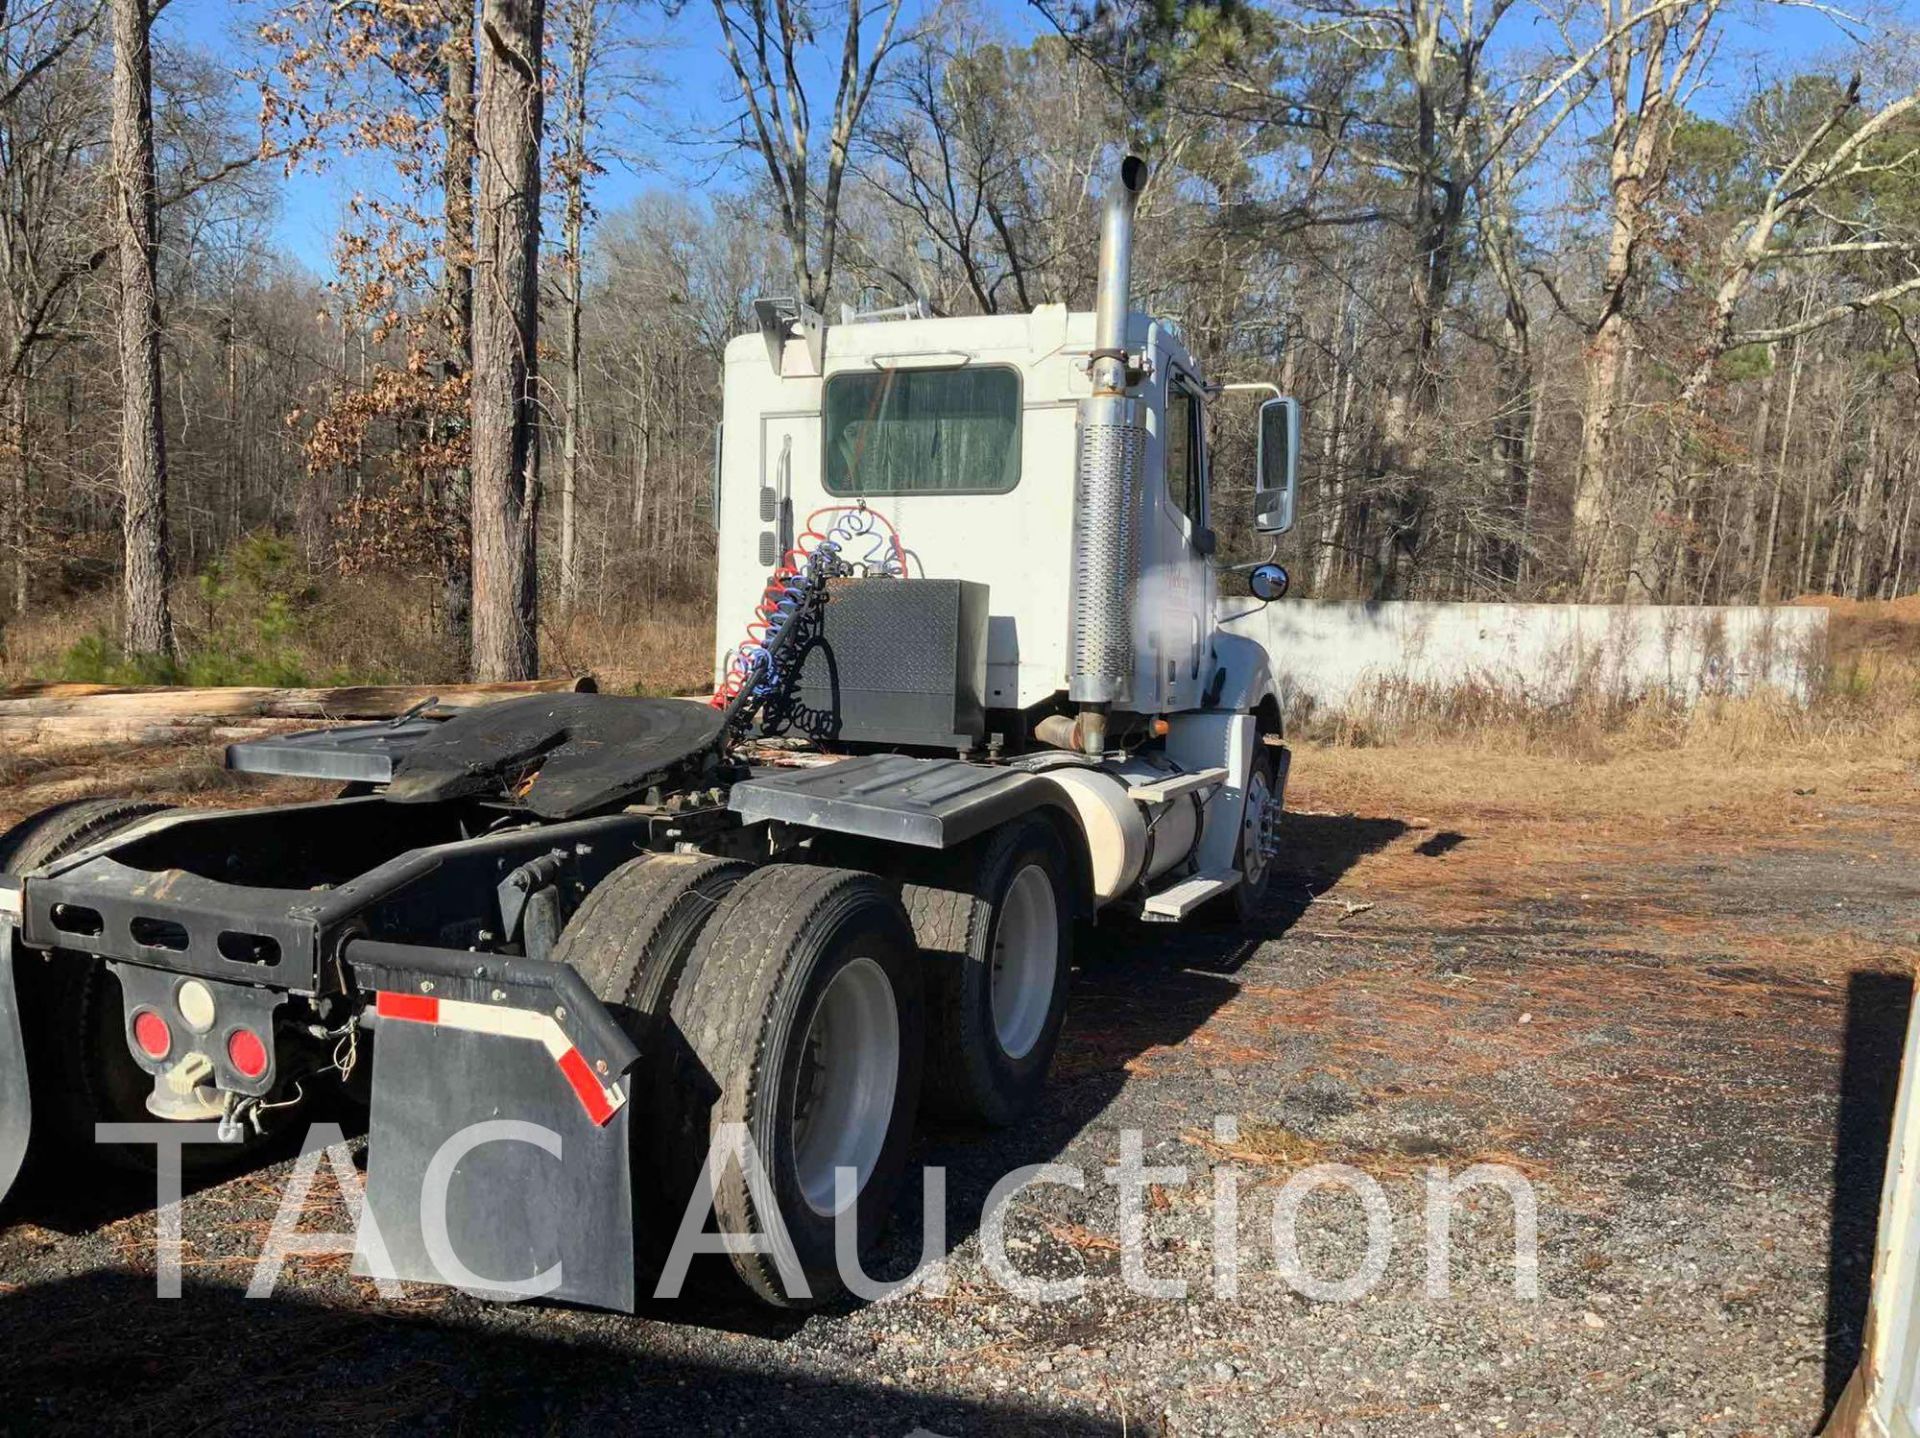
1256,396,1300,535
1249,563,1290,602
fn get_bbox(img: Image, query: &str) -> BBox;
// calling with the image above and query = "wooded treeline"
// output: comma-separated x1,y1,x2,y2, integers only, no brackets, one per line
1,0,1915,681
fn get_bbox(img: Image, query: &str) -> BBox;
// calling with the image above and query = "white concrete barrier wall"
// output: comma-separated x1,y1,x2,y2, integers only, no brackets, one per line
1217,600,1829,713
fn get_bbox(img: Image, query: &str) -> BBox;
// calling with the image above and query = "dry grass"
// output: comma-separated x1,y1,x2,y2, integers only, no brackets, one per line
6,573,1912,813
0,572,715,695
0,572,464,687
544,593,715,696
0,589,116,685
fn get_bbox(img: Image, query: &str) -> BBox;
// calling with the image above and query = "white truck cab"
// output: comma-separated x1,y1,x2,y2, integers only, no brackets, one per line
712,305,1297,723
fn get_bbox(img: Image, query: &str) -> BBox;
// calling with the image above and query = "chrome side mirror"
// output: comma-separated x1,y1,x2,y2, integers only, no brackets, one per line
1248,562,1289,602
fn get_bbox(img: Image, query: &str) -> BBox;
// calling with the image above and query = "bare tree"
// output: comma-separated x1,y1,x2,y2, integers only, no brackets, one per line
469,0,543,680
551,0,597,615
1285,0,1649,596
1,0,110,622
1681,77,1920,401
855,29,1041,314
1567,0,1721,594
710,0,909,312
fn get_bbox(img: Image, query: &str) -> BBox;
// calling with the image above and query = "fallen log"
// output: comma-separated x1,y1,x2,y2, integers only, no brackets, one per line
0,674,595,724
0,675,596,749
0,716,336,748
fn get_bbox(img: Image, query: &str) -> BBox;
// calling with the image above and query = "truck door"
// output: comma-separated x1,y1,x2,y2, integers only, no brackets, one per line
1145,364,1215,712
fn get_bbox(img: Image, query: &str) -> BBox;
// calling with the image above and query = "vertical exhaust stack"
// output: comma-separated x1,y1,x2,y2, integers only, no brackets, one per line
1067,154,1150,758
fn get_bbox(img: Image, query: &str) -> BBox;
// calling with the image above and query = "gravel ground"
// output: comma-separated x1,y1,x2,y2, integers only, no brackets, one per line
1,758,1915,1437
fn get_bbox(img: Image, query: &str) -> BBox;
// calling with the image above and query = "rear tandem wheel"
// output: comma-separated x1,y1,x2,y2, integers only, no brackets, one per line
551,851,752,1257
902,814,1074,1129
659,862,925,1307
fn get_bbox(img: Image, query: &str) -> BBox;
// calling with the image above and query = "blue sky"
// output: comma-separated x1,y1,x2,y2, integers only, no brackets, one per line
162,0,1909,277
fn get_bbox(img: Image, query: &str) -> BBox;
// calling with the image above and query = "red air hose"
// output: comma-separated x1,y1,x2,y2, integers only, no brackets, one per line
711,504,907,709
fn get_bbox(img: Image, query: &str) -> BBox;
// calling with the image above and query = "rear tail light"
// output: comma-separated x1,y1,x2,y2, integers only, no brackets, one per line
132,1010,172,1061
226,1027,269,1080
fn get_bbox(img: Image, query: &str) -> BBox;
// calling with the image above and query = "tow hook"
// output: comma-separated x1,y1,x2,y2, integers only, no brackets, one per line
145,1051,224,1123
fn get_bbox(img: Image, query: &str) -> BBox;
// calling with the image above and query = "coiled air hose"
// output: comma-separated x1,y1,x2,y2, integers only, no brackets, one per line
711,504,907,734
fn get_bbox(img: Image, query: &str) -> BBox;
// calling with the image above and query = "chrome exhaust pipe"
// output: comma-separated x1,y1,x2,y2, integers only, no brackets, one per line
1088,154,1147,398
1067,154,1149,757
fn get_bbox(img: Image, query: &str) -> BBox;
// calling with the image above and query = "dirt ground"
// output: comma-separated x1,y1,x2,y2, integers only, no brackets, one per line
0,738,1914,1436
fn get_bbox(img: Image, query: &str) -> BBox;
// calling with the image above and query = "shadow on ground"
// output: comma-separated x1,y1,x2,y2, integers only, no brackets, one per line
0,1270,1120,1436
3,1084,369,1238
1823,969,1914,1417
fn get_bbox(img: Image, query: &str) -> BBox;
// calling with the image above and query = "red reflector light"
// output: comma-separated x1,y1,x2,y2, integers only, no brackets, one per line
132,1009,171,1061
226,1027,268,1079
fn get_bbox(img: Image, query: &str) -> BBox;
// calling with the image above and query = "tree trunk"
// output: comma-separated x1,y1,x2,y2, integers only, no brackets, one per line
1758,327,1806,600
1887,461,1916,599
5,379,27,619
1880,438,1913,596
556,0,593,617
1732,347,1776,595
441,0,477,670
1492,272,1534,588
112,0,175,663
1573,299,1630,594
469,0,544,682
1850,409,1881,599
1311,289,1352,593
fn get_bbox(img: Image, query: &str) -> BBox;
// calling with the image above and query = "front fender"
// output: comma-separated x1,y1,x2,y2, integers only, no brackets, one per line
1210,629,1278,720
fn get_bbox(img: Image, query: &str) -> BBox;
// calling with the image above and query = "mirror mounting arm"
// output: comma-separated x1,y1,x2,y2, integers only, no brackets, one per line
1220,540,1279,574
1215,380,1283,400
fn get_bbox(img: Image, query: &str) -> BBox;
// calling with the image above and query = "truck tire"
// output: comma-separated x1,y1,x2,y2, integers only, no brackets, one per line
553,853,751,1027
903,815,1073,1128
0,797,167,878
553,853,752,1264
661,863,923,1307
1,799,177,1157
1215,745,1281,923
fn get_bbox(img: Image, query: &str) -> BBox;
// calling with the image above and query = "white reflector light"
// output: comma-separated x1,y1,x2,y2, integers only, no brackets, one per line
176,979,216,1033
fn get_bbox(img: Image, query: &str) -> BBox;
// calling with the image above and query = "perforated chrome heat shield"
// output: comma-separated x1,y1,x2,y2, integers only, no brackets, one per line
1067,393,1143,705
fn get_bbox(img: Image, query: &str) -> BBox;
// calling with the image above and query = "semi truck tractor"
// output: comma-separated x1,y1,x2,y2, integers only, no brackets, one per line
0,154,1301,1312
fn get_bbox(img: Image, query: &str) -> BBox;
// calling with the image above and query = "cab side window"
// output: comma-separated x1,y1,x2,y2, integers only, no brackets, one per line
1165,379,1205,525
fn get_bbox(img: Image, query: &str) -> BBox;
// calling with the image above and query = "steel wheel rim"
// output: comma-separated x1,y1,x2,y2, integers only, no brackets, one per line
990,864,1058,1060
1241,770,1274,888
791,955,899,1217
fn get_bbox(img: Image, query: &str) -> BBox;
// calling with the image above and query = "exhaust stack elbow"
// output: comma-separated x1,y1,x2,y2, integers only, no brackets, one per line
1088,154,1148,397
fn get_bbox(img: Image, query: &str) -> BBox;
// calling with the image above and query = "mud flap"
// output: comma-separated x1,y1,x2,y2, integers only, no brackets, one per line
346,943,640,1312
0,882,31,1206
